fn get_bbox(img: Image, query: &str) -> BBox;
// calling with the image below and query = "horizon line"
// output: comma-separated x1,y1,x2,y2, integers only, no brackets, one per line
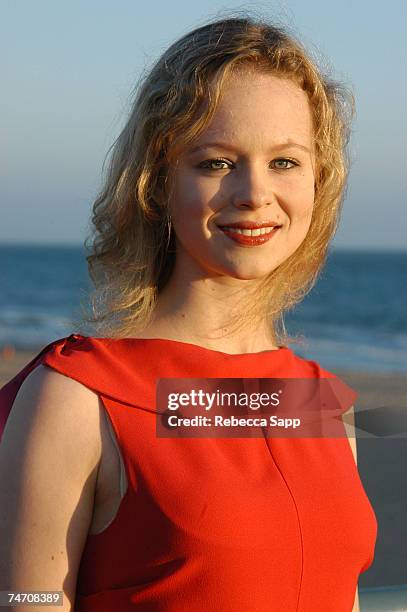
0,242,406,253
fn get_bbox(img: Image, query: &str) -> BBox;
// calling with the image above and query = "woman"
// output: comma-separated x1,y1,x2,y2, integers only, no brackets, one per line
0,14,377,611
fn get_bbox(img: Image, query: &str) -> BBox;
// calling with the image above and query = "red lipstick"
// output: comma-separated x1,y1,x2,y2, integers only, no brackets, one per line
217,223,281,247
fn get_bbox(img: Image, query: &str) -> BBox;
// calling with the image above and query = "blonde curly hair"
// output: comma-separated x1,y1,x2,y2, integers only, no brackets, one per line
76,11,354,348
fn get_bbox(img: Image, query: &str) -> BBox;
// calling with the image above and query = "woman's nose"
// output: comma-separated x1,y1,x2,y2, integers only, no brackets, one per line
231,165,275,209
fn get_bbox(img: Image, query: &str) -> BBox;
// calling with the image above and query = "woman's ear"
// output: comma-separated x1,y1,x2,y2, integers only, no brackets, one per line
151,180,166,208
152,165,171,207
152,185,165,207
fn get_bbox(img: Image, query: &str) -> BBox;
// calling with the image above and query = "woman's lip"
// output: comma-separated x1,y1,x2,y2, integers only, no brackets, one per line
217,226,280,246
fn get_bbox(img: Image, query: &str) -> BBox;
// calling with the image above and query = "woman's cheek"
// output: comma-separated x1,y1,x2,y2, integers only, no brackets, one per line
291,181,315,223
171,208,206,253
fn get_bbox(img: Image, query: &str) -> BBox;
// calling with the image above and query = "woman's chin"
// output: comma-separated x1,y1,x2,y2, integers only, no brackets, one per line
215,263,278,281
231,271,273,281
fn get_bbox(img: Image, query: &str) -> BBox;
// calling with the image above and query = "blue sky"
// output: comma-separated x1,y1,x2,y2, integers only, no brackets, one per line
1,0,406,249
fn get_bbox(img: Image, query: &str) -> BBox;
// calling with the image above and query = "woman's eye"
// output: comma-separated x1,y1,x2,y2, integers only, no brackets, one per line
198,158,232,170
198,157,299,171
272,158,298,170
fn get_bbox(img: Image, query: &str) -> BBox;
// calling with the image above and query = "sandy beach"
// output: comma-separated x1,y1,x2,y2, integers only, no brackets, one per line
1,347,406,595
0,348,40,386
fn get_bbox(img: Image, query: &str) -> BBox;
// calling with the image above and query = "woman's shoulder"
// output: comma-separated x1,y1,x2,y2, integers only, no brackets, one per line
39,333,124,389
20,361,101,416
283,349,358,418
0,335,109,445
2,361,102,466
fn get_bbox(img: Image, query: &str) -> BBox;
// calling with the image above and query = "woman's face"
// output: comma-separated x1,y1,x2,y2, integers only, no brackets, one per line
166,68,316,280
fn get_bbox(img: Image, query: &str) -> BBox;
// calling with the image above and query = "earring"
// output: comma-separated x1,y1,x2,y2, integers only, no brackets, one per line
165,213,172,250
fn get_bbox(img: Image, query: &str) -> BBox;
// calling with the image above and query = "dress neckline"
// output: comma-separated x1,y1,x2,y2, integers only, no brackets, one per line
116,336,290,358
38,334,310,413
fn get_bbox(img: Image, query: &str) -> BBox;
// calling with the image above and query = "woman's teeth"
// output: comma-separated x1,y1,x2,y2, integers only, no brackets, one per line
221,227,277,236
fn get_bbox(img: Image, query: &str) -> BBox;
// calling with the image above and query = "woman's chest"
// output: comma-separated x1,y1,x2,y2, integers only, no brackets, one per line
78,406,377,607
117,414,376,555
91,409,376,544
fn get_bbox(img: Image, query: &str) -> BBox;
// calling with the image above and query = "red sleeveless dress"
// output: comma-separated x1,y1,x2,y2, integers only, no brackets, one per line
0,334,377,611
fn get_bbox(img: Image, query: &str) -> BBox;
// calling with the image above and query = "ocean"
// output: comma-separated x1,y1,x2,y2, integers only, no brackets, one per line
0,245,406,373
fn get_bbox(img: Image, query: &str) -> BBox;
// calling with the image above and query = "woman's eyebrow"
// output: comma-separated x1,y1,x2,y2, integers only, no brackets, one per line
189,141,311,154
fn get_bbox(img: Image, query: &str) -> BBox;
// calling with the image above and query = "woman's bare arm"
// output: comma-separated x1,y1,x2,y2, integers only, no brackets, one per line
0,365,102,611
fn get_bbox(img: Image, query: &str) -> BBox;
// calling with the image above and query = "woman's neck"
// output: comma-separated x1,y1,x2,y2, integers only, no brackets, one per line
132,276,279,354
